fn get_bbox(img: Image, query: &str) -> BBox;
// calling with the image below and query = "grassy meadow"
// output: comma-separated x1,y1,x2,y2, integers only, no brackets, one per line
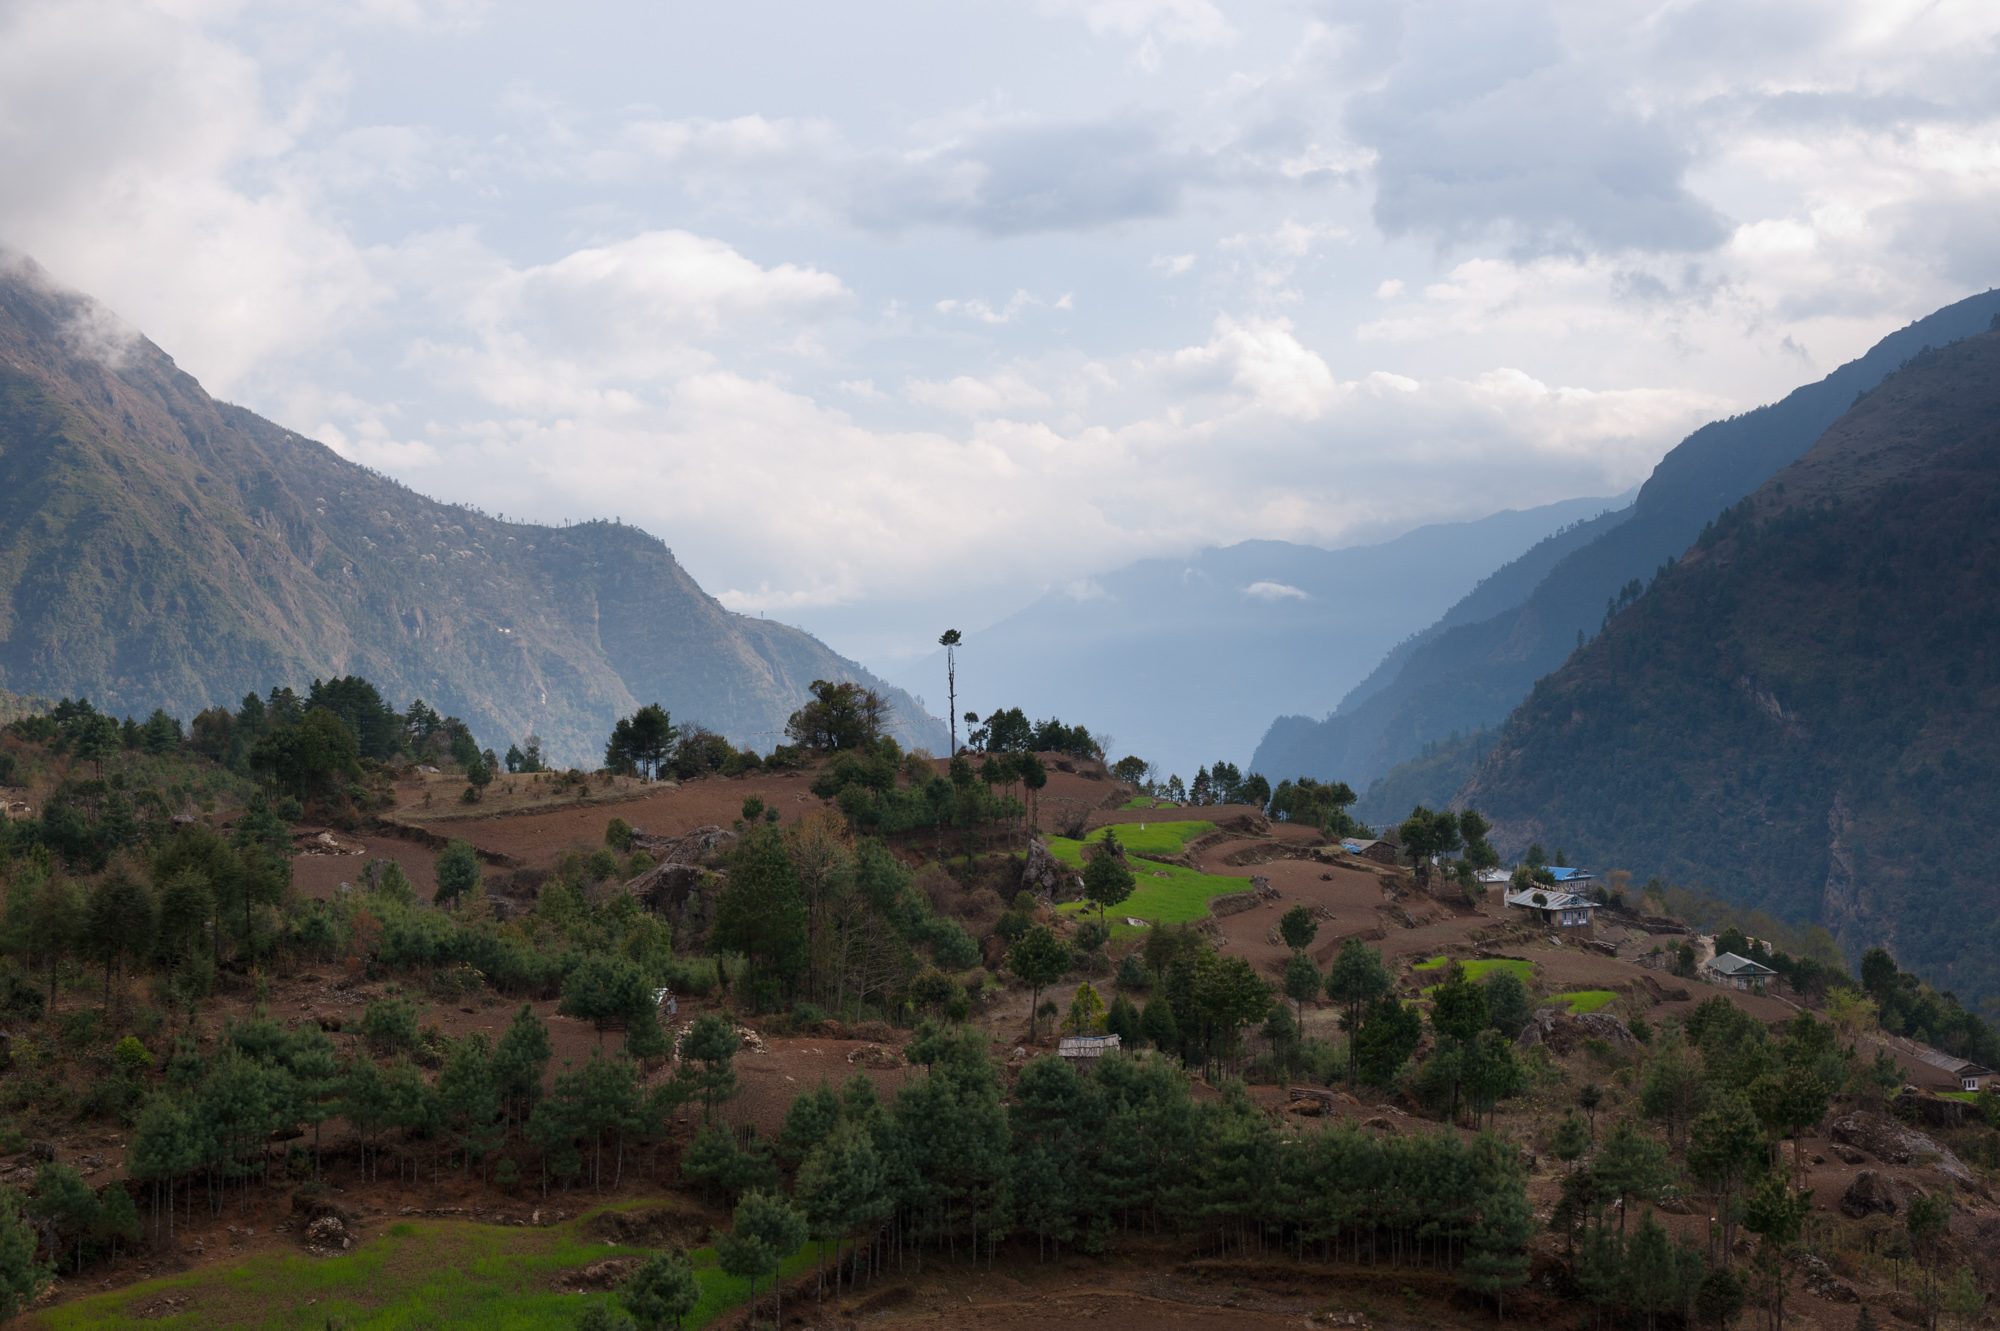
31,1202,815,1331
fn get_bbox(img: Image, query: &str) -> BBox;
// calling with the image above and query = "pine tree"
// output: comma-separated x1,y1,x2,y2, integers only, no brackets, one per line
81,871,153,1010
0,1192,48,1321
680,1013,742,1124
1082,834,1135,926
795,1123,888,1297
434,838,482,906
1461,1165,1534,1317
1325,939,1391,1083
494,1004,553,1126
720,1191,808,1328
1007,925,1072,1043
1283,951,1321,1029
1278,903,1318,952
622,1248,700,1330
29,1163,99,1273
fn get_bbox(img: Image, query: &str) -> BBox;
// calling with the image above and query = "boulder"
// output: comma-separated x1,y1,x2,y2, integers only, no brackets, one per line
1516,1008,1638,1057
303,1214,351,1254
1828,1111,1973,1184
1021,840,1081,901
1839,1170,1911,1219
1795,1252,1860,1303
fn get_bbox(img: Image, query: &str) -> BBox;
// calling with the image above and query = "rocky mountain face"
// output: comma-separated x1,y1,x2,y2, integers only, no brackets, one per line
891,498,1619,782
1461,329,2000,1003
0,257,944,764
1255,289,2000,813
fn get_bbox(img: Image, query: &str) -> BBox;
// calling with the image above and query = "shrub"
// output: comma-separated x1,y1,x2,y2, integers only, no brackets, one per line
112,1036,153,1078
605,818,635,852
1115,953,1151,991
360,996,421,1055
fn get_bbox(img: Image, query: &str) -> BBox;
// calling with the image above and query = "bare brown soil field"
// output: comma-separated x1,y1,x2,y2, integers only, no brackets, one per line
289,829,440,902
398,769,824,869
841,1249,1524,1331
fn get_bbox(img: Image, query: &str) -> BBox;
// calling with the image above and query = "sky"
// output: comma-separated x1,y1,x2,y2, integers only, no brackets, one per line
3,0,1998,668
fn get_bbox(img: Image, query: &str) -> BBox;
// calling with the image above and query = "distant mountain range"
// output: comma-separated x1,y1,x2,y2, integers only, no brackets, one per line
0,255,945,764
1252,288,2000,821
1461,325,2000,1004
889,497,1620,781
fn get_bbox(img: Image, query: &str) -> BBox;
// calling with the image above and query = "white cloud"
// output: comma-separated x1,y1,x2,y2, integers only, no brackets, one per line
7,0,2000,653
905,371,1055,416
936,288,1071,324
1037,0,1235,50
1244,580,1309,601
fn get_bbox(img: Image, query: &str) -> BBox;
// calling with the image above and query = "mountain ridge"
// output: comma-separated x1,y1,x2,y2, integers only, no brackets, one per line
1460,327,2000,1001
1256,287,2000,806
0,255,945,763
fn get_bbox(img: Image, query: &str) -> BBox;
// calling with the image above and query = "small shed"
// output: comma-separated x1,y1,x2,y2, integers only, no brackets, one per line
1341,838,1401,867
1504,887,1596,933
1703,951,1777,992
1058,1034,1121,1064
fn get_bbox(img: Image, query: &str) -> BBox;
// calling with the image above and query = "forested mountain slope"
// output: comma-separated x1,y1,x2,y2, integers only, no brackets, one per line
1461,329,2000,1002
1256,501,1630,799
1254,289,2000,804
891,497,1616,781
0,256,943,763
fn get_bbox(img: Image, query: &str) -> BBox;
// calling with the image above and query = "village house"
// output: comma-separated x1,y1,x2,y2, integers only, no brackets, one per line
1882,1036,1995,1095
1703,951,1778,991
1503,887,1597,933
1341,838,1401,867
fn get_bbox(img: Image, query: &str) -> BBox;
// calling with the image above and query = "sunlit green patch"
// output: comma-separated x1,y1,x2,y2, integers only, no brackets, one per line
1412,956,1534,985
32,1201,814,1331
1047,834,1247,937
1077,820,1217,858
1547,989,1617,1014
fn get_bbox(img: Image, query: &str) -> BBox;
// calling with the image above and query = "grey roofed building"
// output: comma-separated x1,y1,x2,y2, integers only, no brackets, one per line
1703,951,1778,990
1503,887,1598,931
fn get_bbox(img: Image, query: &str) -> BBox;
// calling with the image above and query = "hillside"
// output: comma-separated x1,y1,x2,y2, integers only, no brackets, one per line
0,256,944,763
889,496,1618,780
1461,328,2000,1002
1254,288,2000,807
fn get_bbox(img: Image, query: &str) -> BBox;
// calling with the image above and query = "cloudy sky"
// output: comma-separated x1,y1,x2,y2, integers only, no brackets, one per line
4,0,1997,666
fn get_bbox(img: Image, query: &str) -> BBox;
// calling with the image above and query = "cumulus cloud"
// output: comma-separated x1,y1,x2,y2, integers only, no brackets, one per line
1340,0,1730,255
936,289,1072,324
0,0,379,392
8,0,2000,652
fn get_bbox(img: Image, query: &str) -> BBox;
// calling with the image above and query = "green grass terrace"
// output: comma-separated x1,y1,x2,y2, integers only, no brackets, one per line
1047,822,1244,937
1545,989,1618,1014
1410,956,1534,986
30,1201,816,1331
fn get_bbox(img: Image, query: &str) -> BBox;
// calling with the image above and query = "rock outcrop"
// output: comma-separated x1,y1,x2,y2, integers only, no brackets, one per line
1828,1111,1973,1184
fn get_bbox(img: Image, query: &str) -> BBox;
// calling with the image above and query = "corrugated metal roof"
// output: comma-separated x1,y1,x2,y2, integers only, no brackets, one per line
1059,1035,1121,1056
1706,952,1777,977
1505,888,1595,911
